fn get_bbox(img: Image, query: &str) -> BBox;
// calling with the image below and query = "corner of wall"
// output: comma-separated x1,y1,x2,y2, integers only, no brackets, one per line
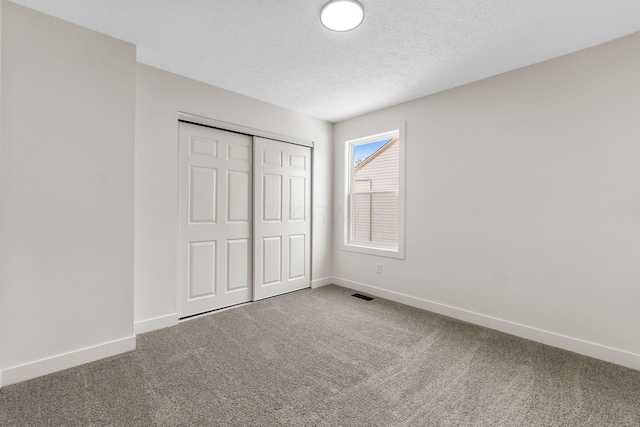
311,277,334,289
134,313,179,335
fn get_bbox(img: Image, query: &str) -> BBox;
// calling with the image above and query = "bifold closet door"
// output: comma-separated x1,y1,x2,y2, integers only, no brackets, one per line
253,137,311,300
178,122,252,318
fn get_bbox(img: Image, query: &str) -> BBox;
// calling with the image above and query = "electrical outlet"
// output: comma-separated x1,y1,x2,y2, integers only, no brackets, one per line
376,263,382,274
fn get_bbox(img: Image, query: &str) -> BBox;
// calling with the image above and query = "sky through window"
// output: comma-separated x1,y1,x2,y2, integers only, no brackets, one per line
353,138,392,166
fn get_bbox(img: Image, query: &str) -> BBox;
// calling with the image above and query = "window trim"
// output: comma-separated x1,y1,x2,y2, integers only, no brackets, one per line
342,122,405,259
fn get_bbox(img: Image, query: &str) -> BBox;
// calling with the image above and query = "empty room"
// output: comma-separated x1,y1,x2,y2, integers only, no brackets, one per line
1,0,639,425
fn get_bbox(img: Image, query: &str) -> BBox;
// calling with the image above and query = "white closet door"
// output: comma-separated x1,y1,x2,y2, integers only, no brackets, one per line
253,137,311,300
178,122,252,318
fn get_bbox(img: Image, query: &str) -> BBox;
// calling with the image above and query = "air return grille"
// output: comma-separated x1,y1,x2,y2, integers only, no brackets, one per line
352,293,374,301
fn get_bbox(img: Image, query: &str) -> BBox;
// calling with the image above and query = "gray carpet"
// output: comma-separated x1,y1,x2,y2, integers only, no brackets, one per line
1,284,639,426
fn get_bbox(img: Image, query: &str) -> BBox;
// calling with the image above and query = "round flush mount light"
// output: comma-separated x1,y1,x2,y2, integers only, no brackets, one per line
320,0,364,32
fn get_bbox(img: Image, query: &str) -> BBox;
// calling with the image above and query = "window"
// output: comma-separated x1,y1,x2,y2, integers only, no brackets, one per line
343,124,405,258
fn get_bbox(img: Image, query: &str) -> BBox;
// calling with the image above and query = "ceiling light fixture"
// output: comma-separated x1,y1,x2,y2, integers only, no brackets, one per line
320,0,364,32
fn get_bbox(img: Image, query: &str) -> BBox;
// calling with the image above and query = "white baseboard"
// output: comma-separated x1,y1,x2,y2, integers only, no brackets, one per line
0,335,136,388
311,277,334,289
332,277,640,371
134,313,179,335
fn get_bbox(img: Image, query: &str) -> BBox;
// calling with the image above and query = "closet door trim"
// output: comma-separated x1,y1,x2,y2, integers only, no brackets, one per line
178,112,314,148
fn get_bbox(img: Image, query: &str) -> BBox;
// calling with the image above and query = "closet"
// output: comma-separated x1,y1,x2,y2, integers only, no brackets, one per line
177,121,311,318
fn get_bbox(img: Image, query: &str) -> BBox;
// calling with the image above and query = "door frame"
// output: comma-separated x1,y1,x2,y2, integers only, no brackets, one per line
178,112,313,148
177,112,314,317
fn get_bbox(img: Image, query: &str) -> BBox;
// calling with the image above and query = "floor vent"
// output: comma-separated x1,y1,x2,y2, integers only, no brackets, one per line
352,293,374,301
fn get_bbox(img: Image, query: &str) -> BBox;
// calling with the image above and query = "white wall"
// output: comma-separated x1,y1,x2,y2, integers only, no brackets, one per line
134,64,333,333
0,2,136,386
7,0,636,388
0,1,333,386
333,32,640,369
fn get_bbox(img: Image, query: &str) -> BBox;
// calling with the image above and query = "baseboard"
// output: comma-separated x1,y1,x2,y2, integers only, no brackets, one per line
332,277,640,371
134,313,179,334
0,335,136,388
311,277,333,289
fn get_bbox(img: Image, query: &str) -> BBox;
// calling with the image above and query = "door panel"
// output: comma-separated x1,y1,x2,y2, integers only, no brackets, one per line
227,171,250,222
262,236,282,285
289,235,305,279
226,238,249,291
189,167,217,223
179,122,252,317
227,141,250,162
254,137,311,300
263,148,283,166
262,174,282,222
189,241,216,298
190,135,218,156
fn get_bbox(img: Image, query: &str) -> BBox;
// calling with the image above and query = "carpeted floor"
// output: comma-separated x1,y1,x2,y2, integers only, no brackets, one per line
1,284,639,426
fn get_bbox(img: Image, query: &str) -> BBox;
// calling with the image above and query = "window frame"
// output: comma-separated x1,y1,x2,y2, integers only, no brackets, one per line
342,122,406,259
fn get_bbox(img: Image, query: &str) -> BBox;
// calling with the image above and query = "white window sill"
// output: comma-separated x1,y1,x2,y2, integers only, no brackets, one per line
341,242,404,259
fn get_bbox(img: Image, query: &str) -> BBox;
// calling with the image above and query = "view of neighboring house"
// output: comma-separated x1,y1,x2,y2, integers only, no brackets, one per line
352,137,399,246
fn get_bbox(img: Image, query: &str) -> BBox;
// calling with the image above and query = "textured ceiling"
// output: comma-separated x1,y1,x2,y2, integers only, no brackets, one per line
8,0,640,123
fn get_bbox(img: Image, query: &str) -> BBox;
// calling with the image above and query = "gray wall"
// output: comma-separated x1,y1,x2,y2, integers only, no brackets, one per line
333,32,640,369
0,2,136,385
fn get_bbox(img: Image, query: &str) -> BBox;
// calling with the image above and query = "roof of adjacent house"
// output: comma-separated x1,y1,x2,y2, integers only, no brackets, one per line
355,138,399,172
